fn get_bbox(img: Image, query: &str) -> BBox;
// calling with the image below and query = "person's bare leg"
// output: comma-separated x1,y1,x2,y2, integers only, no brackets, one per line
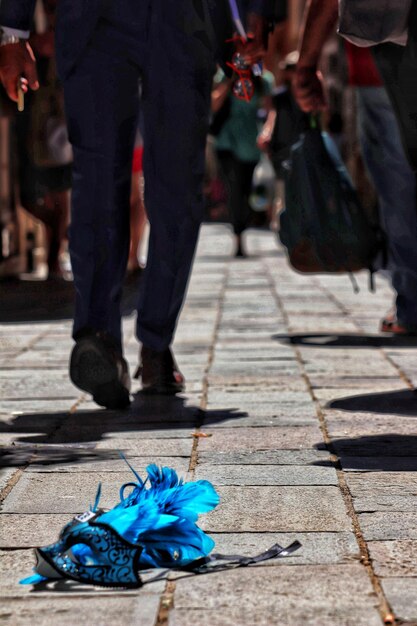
128,171,147,271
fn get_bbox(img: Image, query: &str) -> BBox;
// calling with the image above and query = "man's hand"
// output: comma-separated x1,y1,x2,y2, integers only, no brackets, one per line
240,13,268,65
292,66,327,113
0,40,39,102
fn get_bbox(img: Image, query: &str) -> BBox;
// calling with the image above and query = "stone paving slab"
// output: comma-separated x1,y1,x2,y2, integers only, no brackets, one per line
200,486,352,532
207,374,304,387
27,455,190,474
206,389,312,404
367,540,417,577
358,513,417,540
1,595,161,626
198,449,331,465
1,226,416,624
201,411,317,429
207,532,359,565
194,464,338,486
95,437,194,456
345,472,417,512
169,564,381,626
325,414,417,437
0,514,82,547
0,370,78,401
381,579,417,622
197,426,324,453
3,471,187,514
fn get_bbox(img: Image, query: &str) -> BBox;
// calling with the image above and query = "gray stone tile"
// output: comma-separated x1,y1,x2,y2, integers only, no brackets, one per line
345,472,417,511
326,413,417,438
2,470,180,513
170,564,381,626
381,578,417,622
368,540,417,577
28,455,190,474
202,408,317,429
0,400,77,415
0,370,78,401
207,532,359,565
358,512,417,540
96,437,193,456
198,450,330,466
0,595,161,625
206,390,312,405
207,373,303,387
200,486,352,532
197,426,324,453
0,514,75,547
194,464,338,486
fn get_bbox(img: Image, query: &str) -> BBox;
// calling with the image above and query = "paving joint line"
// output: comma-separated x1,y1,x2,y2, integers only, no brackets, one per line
265,262,396,625
155,259,229,626
187,261,230,478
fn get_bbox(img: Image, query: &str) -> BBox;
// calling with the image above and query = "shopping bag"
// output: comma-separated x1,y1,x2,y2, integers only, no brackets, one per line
249,154,276,212
279,120,382,277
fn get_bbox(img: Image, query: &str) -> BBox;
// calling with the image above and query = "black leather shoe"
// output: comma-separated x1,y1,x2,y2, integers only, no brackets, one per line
135,346,185,395
70,331,131,409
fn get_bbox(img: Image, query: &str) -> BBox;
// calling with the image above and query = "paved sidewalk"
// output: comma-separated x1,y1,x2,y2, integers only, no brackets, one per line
1,225,417,625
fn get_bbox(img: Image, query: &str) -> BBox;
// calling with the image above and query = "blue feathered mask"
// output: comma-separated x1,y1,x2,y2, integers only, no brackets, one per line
20,461,300,588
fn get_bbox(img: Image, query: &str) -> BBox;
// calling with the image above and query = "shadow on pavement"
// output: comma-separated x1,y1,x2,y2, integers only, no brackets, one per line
314,434,417,471
0,446,120,468
273,332,417,348
0,272,141,323
327,389,417,416
0,394,247,464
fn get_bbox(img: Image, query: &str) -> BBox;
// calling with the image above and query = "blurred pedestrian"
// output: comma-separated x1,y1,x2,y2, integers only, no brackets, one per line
293,0,417,335
15,0,71,279
0,0,273,408
212,68,274,257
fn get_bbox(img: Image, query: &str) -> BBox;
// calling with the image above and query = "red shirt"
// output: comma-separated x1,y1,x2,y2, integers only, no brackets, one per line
344,42,383,87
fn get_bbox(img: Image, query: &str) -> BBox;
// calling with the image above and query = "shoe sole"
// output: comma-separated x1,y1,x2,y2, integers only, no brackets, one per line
70,338,130,409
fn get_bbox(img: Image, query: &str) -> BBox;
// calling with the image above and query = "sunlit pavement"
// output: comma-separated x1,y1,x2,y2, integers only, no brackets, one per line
1,224,416,625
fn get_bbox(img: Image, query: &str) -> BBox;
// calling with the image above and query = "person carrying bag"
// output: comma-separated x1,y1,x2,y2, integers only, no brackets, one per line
278,116,383,287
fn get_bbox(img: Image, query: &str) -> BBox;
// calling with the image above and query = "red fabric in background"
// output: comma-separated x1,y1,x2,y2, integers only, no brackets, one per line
132,146,144,173
344,42,383,87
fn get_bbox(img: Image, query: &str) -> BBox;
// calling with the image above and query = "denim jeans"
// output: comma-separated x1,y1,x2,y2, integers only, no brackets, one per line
356,86,417,326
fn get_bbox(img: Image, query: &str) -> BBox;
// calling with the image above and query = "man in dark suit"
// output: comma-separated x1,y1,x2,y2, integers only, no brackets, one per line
0,0,273,409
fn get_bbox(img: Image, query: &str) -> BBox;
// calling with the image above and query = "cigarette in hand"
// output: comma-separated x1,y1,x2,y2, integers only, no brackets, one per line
17,78,24,112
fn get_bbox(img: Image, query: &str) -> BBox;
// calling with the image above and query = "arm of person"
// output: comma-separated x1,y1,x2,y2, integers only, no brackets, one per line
292,0,339,112
212,78,232,114
257,108,276,151
0,0,38,102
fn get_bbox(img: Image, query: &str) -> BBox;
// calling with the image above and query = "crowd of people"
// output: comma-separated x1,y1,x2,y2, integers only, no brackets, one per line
0,0,416,409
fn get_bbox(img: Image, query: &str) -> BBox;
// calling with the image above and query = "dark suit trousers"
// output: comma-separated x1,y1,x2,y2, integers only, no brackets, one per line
63,0,215,351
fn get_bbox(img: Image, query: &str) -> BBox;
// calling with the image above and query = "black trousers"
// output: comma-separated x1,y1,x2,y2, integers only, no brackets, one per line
63,0,215,352
217,150,257,236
